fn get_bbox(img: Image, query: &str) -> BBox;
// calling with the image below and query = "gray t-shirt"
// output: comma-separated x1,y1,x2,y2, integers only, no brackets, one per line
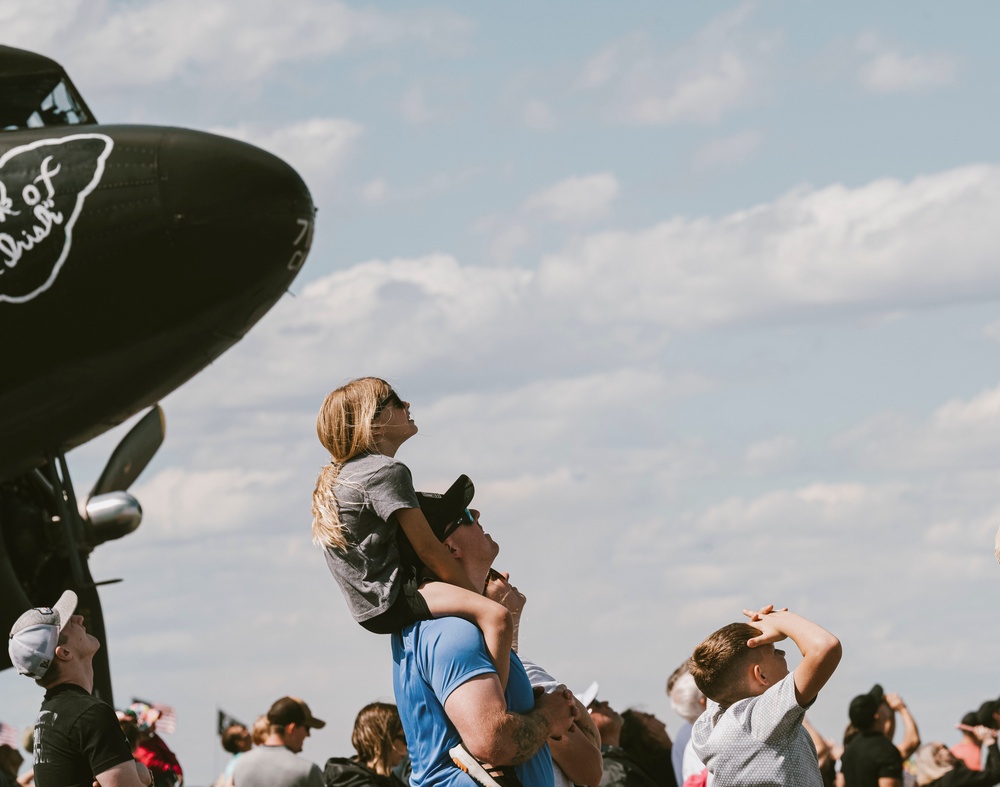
232,745,323,787
691,671,820,787
323,452,419,623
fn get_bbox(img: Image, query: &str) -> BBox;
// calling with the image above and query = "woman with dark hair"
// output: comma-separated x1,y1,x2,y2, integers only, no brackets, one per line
618,709,676,787
324,703,408,787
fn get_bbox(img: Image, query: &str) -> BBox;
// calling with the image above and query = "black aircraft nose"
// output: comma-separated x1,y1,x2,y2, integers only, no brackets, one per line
158,128,312,265
155,127,314,313
47,125,316,334
0,124,315,471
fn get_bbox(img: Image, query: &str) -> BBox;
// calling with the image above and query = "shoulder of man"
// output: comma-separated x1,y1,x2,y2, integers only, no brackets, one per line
411,616,486,658
233,746,277,771
51,688,124,740
404,617,495,696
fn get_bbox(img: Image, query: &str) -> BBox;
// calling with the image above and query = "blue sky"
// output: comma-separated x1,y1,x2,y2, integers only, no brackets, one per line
4,1,1000,783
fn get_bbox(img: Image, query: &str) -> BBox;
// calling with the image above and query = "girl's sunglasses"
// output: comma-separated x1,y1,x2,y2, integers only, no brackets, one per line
375,390,404,415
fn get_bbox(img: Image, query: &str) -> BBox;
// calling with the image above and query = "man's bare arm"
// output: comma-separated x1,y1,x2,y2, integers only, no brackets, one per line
444,674,577,765
885,693,920,759
95,761,152,787
547,697,603,786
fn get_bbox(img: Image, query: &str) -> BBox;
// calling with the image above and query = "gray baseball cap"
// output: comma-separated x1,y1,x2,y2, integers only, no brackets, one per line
8,590,78,679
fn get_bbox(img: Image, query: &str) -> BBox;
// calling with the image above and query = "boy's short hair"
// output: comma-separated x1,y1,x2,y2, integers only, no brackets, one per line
689,622,763,706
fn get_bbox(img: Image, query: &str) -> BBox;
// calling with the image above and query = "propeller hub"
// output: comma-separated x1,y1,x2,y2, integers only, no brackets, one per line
85,491,142,545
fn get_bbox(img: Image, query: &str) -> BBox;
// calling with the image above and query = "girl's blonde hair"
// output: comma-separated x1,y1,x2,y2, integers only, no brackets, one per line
351,702,404,776
311,377,395,550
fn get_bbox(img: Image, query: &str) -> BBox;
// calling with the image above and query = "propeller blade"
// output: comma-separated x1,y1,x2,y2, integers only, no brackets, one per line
89,405,165,497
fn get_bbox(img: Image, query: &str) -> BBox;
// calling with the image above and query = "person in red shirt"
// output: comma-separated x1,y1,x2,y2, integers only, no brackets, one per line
951,713,984,772
131,707,182,787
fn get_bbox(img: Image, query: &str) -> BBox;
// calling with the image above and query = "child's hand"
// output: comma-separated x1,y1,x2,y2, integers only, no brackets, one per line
742,604,789,621
742,605,791,648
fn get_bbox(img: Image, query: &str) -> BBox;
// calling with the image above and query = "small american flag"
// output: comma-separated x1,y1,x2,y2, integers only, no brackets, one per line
217,710,246,736
0,722,19,748
153,704,176,735
131,698,177,735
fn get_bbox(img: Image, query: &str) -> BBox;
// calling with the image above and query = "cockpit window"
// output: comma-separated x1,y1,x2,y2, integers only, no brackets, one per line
1,75,94,131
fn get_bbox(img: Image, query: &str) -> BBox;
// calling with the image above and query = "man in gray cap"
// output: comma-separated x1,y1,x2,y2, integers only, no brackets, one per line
232,697,325,787
8,590,152,787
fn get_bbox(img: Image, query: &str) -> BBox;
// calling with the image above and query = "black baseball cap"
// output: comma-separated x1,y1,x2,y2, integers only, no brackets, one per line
848,684,885,729
977,700,999,729
267,697,326,729
416,475,475,541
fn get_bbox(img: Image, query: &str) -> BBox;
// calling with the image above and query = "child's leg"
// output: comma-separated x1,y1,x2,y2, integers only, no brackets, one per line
419,581,513,690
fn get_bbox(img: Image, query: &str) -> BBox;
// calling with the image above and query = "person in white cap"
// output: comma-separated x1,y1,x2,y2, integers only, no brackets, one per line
7,590,152,787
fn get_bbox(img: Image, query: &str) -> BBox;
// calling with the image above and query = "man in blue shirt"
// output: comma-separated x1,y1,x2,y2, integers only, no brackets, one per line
393,475,577,787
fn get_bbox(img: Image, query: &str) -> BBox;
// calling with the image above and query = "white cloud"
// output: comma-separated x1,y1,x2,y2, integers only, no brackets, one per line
8,0,474,88
0,0,89,56
210,118,363,186
522,174,620,224
150,162,1000,412
362,178,389,204
478,173,621,261
743,435,796,474
617,475,998,611
133,466,296,538
401,85,434,124
536,164,1000,330
856,32,958,93
692,130,762,170
522,100,556,131
983,319,1000,343
487,224,534,262
358,167,484,206
577,36,628,90
860,52,958,93
577,5,776,125
836,381,1000,471
629,52,751,125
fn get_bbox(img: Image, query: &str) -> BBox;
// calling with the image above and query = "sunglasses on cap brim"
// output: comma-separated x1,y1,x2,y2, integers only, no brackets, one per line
443,508,475,538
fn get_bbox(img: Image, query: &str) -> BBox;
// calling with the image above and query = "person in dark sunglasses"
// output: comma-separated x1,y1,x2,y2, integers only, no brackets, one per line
311,377,512,691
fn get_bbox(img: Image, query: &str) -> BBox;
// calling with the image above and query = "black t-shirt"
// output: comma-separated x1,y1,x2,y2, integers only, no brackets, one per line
928,741,1000,787
323,757,407,787
598,746,661,787
34,683,134,787
841,731,903,787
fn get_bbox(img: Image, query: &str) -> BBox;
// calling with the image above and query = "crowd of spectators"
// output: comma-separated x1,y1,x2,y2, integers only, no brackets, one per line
184,680,998,787
4,608,999,787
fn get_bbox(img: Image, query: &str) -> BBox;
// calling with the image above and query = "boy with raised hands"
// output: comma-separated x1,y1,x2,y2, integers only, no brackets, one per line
688,605,842,787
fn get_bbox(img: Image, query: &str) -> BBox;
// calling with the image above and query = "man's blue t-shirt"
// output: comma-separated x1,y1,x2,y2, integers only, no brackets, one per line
392,617,554,787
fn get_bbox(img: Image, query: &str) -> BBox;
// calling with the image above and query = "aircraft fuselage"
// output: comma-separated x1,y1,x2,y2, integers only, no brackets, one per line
0,124,314,478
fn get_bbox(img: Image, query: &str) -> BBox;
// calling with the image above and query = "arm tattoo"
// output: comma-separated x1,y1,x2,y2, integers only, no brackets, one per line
508,712,551,764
